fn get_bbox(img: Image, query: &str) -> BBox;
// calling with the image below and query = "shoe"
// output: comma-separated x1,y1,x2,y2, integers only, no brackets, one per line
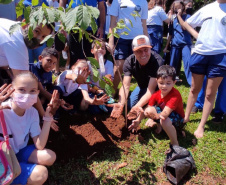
212,113,224,123
191,106,202,114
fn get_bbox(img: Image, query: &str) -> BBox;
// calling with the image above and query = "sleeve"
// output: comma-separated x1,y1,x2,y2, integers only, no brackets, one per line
109,0,119,17
158,7,168,21
148,92,157,106
123,57,132,77
2,42,29,70
186,8,204,28
29,108,41,138
141,1,148,19
165,95,180,110
105,60,114,79
78,84,88,91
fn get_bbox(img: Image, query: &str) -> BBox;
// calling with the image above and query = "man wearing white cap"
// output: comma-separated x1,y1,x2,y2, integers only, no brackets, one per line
109,35,164,119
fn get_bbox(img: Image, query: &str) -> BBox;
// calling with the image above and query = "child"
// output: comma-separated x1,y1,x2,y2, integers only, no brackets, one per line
0,72,60,184
163,0,192,84
31,47,58,104
88,40,114,113
176,0,226,138
129,65,185,146
57,59,109,114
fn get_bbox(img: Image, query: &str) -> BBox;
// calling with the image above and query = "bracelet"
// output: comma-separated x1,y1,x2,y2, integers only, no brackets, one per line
43,116,54,122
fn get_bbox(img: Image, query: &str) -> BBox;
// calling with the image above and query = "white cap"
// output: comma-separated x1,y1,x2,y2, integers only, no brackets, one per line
132,35,152,51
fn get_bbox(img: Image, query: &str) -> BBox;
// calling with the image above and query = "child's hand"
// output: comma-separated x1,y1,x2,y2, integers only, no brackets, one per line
104,74,113,84
92,94,109,105
128,119,140,133
0,84,14,110
107,103,124,119
46,90,61,117
50,120,59,132
76,67,91,84
177,9,182,16
60,100,73,110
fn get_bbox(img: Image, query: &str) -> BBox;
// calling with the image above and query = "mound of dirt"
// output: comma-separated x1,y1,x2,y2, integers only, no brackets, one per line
47,113,134,160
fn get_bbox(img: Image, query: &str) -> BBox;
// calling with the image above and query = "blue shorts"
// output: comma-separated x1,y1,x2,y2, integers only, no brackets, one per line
12,145,37,185
190,53,226,78
114,38,133,60
155,107,184,130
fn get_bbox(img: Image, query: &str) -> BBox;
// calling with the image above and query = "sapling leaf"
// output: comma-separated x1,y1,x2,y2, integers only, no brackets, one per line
103,76,113,86
47,37,54,47
90,16,98,35
99,79,105,89
40,34,52,44
105,83,115,96
87,57,99,68
58,33,66,44
15,0,24,18
76,5,90,30
9,23,22,35
86,5,99,19
32,0,39,6
28,26,33,40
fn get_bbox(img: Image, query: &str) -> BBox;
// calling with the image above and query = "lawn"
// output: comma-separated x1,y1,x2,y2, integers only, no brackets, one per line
45,40,226,185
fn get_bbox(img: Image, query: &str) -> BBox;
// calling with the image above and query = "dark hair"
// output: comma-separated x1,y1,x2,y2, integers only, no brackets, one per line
183,0,193,6
157,65,176,81
45,23,55,33
171,0,185,13
41,47,59,59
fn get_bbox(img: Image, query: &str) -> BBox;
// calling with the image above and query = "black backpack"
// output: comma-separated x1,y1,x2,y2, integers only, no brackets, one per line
163,145,196,184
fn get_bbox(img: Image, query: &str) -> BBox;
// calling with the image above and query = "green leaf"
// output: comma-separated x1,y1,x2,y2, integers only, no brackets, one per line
103,76,113,86
129,20,133,28
28,27,34,40
107,33,112,39
90,16,98,35
44,8,56,23
121,31,129,35
91,67,99,83
105,83,115,96
57,33,66,44
113,33,120,38
9,23,22,35
86,5,99,19
42,2,48,8
78,28,83,42
32,0,39,6
87,57,99,68
15,0,24,18
67,0,74,10
47,37,54,47
24,6,31,24
40,34,52,44
76,5,90,30
64,7,79,31
99,79,105,89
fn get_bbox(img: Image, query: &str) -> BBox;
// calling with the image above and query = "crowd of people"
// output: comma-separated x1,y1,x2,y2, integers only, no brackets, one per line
0,0,225,184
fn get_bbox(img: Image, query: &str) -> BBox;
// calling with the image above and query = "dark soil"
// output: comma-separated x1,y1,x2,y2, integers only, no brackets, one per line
47,113,135,160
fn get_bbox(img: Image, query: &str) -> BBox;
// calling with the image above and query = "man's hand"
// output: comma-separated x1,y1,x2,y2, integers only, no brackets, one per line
107,103,124,119
0,84,14,110
96,27,104,38
128,119,140,133
76,67,91,84
127,106,143,120
46,90,61,116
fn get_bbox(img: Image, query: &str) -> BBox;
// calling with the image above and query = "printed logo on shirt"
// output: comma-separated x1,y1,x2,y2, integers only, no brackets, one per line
221,16,226,26
134,5,141,12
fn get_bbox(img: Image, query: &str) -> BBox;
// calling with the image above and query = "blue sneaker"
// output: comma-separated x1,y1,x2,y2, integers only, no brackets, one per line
98,105,108,112
107,97,115,104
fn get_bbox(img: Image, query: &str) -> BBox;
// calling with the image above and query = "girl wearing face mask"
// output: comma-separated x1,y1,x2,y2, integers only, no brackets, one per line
0,72,60,185
163,0,192,84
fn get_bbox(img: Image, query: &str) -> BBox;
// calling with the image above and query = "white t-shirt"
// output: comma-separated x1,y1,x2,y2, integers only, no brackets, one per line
88,59,114,88
146,6,168,26
109,0,148,39
0,100,41,154
0,18,29,70
186,1,226,55
57,70,88,97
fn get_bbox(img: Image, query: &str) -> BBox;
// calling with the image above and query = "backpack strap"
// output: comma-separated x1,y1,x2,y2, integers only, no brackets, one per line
0,110,10,149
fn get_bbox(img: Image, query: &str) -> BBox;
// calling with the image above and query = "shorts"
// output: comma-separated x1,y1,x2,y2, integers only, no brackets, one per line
155,106,184,130
114,38,133,60
12,145,37,185
190,53,226,78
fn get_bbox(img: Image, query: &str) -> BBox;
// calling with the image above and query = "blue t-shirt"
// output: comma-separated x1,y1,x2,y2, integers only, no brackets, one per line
169,14,192,47
69,0,103,8
23,0,49,7
31,62,52,89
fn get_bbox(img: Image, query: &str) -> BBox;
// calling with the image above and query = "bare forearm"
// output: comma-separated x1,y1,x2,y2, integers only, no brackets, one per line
35,121,51,149
98,2,105,30
118,85,130,105
165,35,172,49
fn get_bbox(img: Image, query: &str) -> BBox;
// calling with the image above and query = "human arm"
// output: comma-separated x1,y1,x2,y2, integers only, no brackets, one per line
59,0,67,8
141,19,149,37
96,1,106,38
128,107,145,132
163,35,172,53
33,90,61,149
108,15,117,51
177,10,198,39
81,89,108,105
65,68,90,84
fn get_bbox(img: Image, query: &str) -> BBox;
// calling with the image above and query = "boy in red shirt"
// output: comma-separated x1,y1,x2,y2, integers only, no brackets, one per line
129,65,185,145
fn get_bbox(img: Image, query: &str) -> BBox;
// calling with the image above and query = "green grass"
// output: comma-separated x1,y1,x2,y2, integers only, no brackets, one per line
46,39,226,184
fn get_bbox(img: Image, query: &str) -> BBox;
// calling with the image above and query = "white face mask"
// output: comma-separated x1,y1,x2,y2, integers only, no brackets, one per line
13,92,38,109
